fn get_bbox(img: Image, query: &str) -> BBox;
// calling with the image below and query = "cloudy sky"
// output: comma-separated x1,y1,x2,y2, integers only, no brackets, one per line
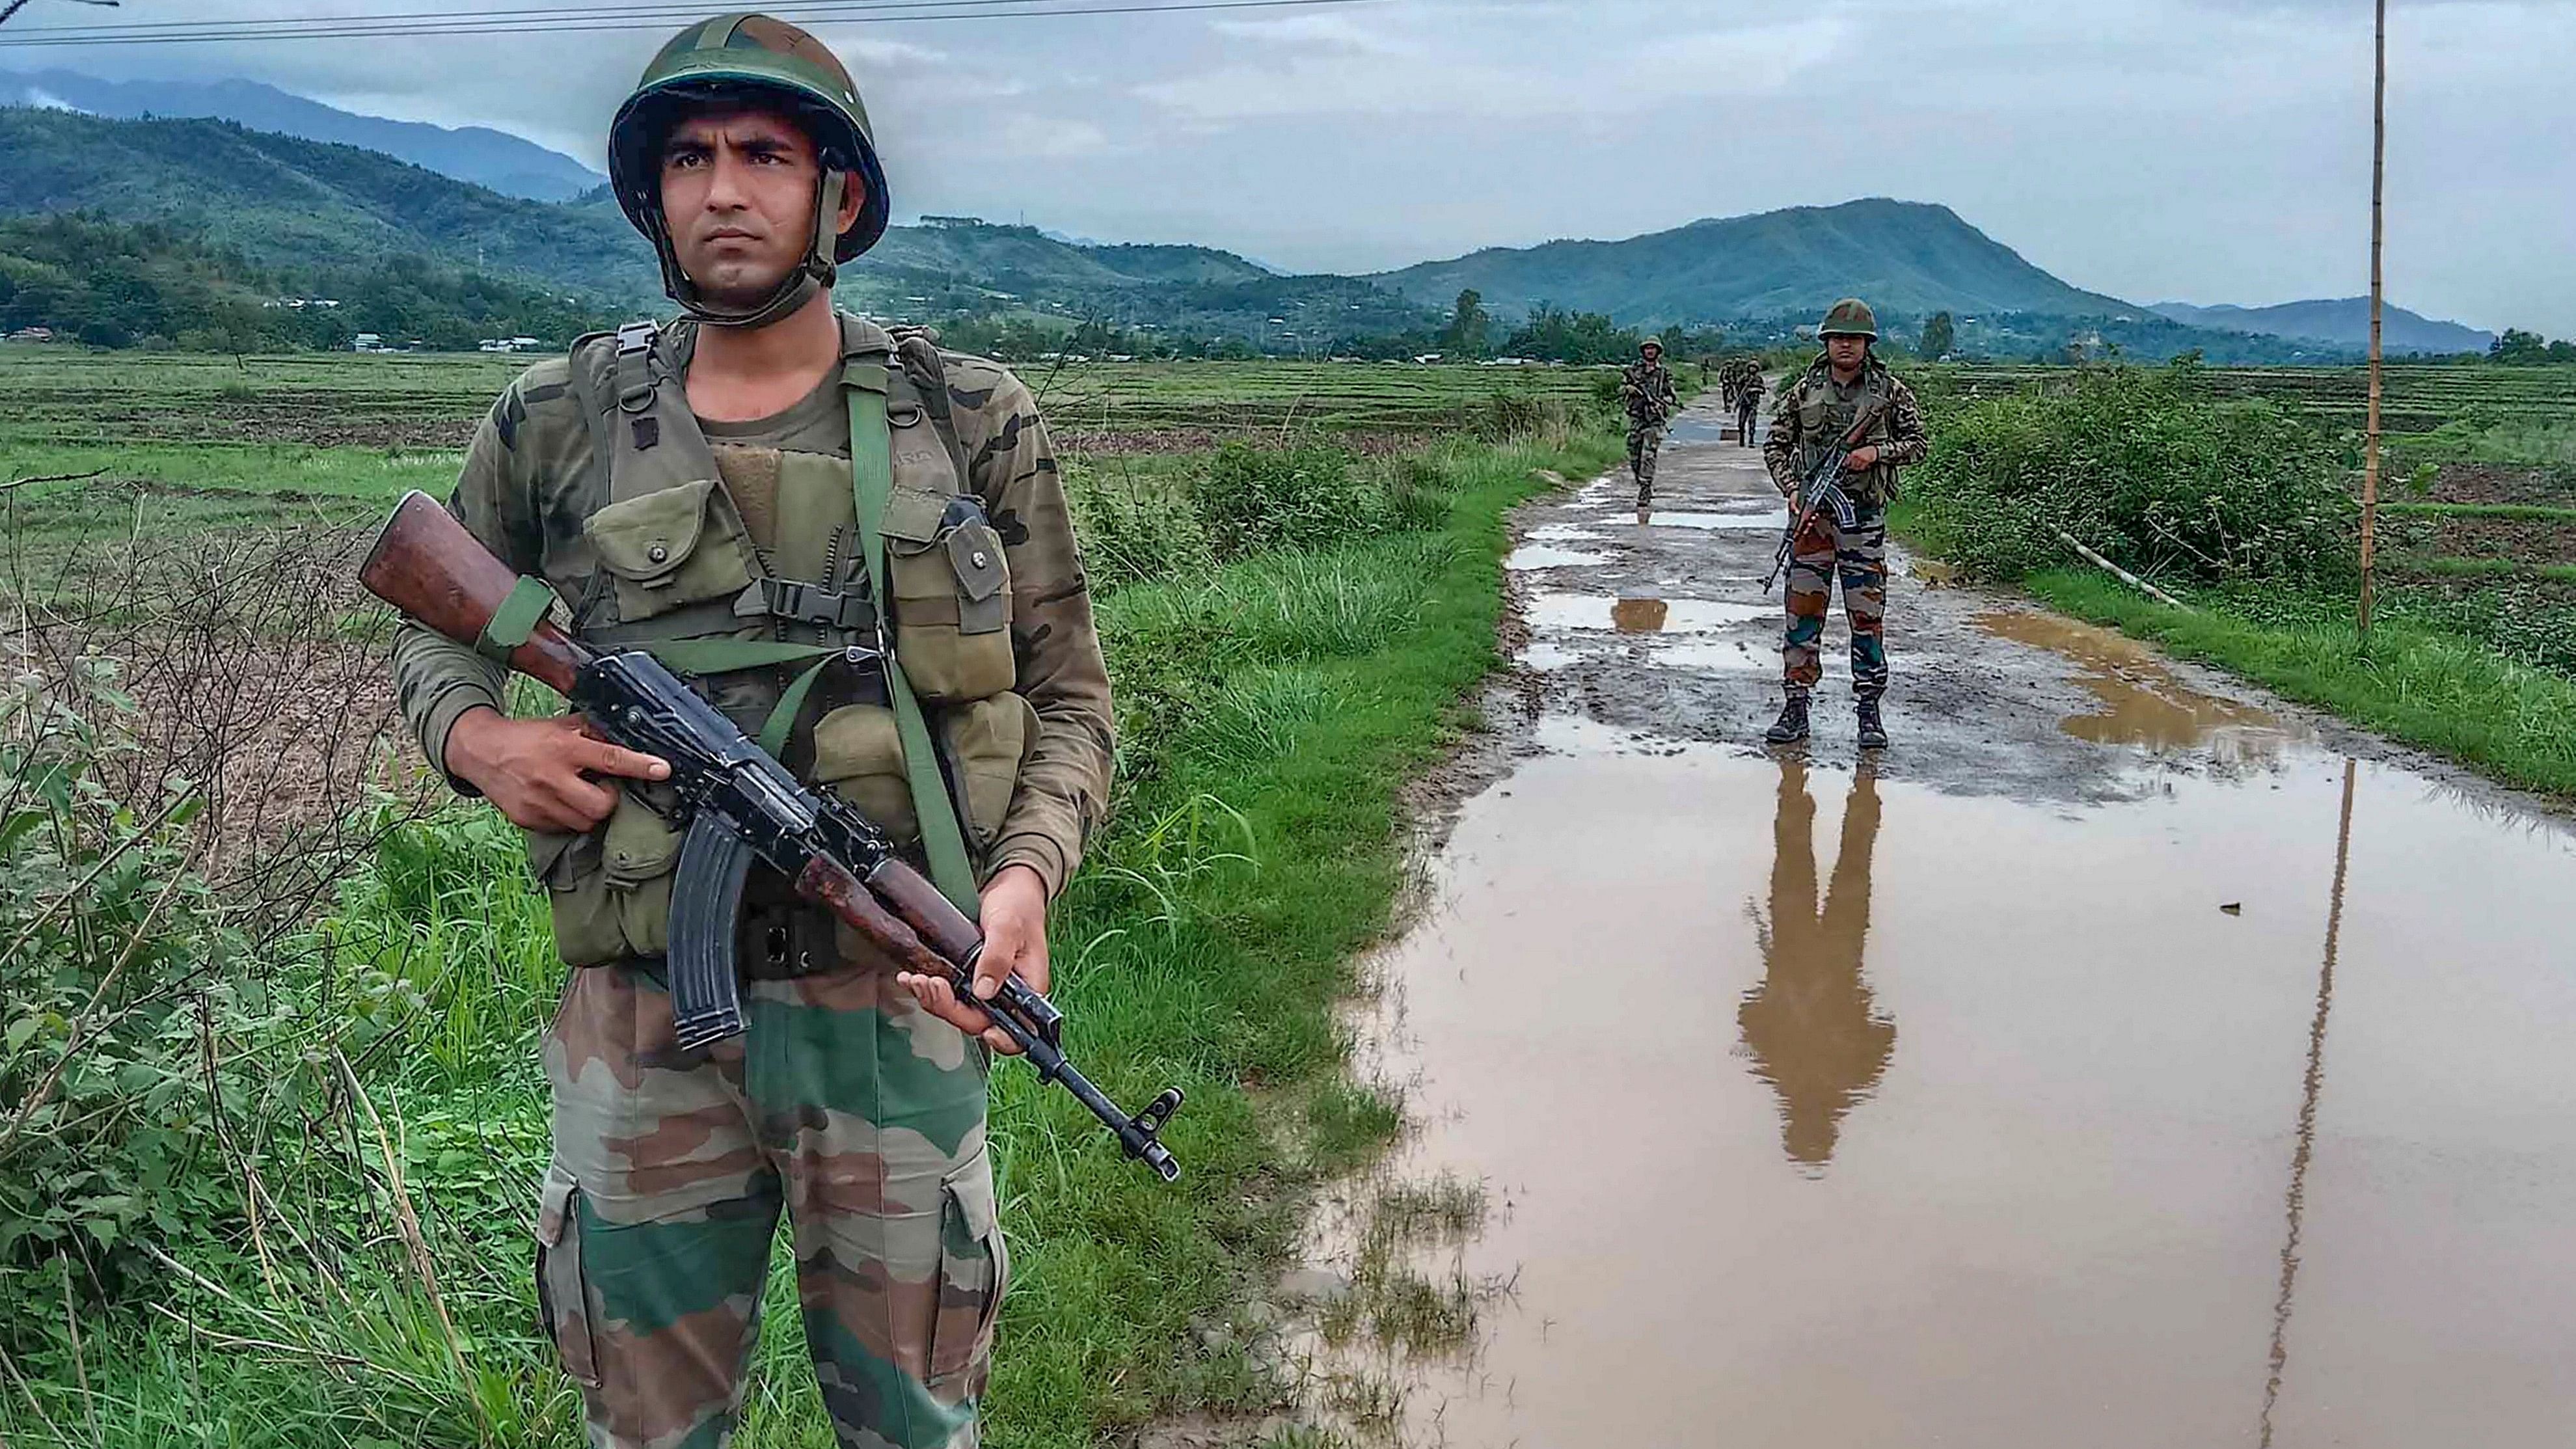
8,0,2573,334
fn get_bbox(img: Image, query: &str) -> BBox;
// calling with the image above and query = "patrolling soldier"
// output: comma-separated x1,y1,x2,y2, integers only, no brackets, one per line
388,15,1111,1446
1761,298,1927,750
1620,336,1678,520
1734,365,1766,448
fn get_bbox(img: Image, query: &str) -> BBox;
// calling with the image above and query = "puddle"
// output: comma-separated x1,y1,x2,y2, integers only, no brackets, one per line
1514,640,1580,670
1648,508,1791,532
1504,545,1610,571
1639,638,1774,673
1526,522,1607,543
1307,742,2576,1447
1979,610,2307,755
1528,592,1772,632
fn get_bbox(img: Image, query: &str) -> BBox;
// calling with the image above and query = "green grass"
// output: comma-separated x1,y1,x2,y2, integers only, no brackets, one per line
0,405,1622,1446
2018,567,2576,797
2392,554,2576,585
2379,500,2576,522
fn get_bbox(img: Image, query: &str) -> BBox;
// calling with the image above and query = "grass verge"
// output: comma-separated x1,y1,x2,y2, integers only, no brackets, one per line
2014,565,2576,798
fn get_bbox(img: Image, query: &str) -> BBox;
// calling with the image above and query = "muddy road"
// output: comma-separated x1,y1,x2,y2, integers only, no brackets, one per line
1297,398,2576,1447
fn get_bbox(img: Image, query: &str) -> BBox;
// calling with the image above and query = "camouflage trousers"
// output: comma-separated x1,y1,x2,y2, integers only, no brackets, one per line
537,956,1005,1449
1781,506,1889,698
1627,422,1666,506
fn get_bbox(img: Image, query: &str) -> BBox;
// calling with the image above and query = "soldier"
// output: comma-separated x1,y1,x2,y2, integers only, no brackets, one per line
387,16,1113,1446
1734,366,1766,448
1760,298,1927,749
1620,336,1678,519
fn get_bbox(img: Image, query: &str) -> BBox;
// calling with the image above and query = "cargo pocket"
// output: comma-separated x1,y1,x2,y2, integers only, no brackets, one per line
583,478,757,625
535,1166,603,1388
939,692,1037,852
524,792,685,967
809,703,919,847
886,498,1015,705
925,1149,1010,1388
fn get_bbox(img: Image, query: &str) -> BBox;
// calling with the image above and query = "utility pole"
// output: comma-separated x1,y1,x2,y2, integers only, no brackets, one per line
2357,0,2388,637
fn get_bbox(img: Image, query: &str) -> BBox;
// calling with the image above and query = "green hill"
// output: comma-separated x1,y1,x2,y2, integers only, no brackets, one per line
0,107,657,303
1370,198,2135,329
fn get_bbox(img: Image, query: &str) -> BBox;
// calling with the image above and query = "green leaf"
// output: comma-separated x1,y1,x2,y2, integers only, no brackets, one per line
4,1016,41,1053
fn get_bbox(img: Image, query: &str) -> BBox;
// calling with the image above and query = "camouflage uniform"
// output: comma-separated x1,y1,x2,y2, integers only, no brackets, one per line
1761,355,1927,700
1620,357,1677,508
1733,370,1766,448
392,312,1109,1449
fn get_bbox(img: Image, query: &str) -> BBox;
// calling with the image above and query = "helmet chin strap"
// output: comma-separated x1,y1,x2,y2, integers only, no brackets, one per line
670,170,848,332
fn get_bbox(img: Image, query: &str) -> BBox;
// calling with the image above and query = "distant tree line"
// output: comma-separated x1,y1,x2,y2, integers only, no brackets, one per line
2488,329,2576,366
0,213,612,352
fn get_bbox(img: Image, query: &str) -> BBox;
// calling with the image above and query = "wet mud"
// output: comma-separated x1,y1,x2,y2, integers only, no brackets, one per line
1288,395,2576,1446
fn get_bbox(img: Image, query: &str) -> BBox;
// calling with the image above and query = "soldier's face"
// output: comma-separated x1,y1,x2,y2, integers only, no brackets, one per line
659,109,860,305
1640,345,1661,364
1826,335,1870,373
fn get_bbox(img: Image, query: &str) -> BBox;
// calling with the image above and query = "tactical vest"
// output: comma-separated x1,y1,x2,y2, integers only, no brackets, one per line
526,314,1033,969
1793,360,1901,508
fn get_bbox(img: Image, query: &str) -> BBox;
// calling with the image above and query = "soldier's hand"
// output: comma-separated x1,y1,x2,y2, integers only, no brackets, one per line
1844,445,1881,472
444,706,670,834
897,863,1050,1055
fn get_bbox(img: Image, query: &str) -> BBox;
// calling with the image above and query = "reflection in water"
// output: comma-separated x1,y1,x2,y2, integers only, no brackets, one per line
1977,610,2301,757
1612,597,1670,632
2260,758,2358,1448
1739,759,1895,1168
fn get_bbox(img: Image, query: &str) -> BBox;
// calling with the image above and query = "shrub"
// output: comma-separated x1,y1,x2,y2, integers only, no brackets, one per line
1189,442,1389,560
1908,359,2359,585
1064,460,1218,593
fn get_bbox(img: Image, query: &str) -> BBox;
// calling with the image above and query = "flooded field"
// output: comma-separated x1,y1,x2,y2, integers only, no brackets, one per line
1294,397,2576,1448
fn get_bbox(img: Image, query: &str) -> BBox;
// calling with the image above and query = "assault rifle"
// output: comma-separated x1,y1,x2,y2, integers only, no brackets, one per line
1761,400,1885,593
360,492,1184,1182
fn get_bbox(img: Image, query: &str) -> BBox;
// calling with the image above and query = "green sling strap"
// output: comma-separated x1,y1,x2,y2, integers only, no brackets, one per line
845,363,982,917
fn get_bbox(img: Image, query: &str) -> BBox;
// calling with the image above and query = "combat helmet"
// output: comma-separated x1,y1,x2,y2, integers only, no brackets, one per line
1638,335,1664,355
608,13,891,328
1817,298,1878,339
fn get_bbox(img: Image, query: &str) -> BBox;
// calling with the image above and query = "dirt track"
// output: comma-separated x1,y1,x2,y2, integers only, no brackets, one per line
1290,394,2576,1448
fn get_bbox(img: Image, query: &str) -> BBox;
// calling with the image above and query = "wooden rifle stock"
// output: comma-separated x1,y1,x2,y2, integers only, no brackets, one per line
360,490,587,696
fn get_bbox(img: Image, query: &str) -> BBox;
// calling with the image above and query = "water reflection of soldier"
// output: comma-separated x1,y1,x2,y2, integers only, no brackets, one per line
1739,759,1894,1168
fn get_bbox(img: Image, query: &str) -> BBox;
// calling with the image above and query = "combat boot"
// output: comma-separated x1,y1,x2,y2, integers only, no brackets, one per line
1763,695,1811,745
1856,695,1889,750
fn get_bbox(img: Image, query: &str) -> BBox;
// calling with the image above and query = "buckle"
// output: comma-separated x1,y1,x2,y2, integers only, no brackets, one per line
759,577,874,629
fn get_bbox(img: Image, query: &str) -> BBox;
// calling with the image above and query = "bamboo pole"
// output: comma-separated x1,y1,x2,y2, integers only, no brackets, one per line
2053,528,2193,612
2358,0,2388,636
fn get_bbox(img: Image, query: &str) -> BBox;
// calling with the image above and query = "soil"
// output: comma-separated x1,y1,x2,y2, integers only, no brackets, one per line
2428,462,2576,507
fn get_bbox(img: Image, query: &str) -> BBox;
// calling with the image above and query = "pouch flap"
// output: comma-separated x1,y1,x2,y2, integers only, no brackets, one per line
942,1151,999,1241
946,524,1008,604
601,796,685,888
537,1166,578,1246
879,484,951,548
525,828,593,887
809,701,907,787
585,478,716,586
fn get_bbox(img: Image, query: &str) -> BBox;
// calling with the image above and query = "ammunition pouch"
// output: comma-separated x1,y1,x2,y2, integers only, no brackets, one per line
527,314,1024,968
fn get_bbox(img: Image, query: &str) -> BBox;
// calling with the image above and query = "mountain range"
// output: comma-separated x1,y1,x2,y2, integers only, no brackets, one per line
0,81,2505,360
2146,298,2495,356
0,68,604,202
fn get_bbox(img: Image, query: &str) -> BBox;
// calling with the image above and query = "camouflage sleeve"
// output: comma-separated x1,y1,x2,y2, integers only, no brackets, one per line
1761,377,1803,494
388,392,537,790
1881,375,1930,470
949,358,1114,900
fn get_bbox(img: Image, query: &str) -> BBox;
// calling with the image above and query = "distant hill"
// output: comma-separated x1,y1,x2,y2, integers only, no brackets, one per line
2147,298,2494,357
1370,199,2136,327
0,69,604,202
0,107,657,301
